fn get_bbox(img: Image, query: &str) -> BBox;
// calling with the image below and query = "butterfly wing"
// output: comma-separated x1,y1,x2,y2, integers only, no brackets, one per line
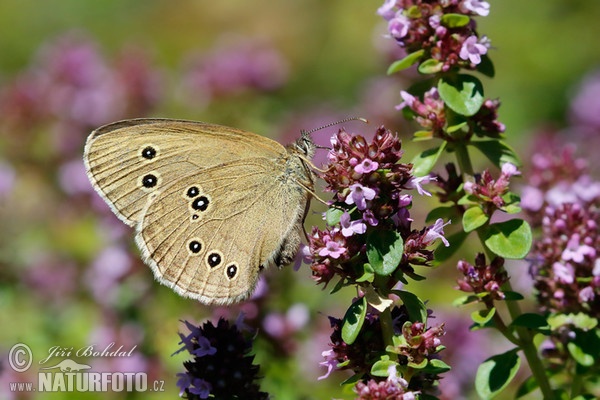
84,118,285,226
84,118,312,304
136,157,311,304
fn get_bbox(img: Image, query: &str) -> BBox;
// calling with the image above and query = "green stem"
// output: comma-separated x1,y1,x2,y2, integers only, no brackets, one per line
380,306,395,356
504,280,555,399
454,142,474,177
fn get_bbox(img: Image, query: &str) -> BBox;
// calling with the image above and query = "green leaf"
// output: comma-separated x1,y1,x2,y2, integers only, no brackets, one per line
447,121,468,134
411,142,447,176
462,206,489,232
408,358,428,369
325,207,345,226
567,342,594,367
423,359,452,374
366,230,404,276
341,297,367,344
438,74,484,117
470,140,522,169
371,357,398,377
483,219,532,259
515,375,538,398
477,54,495,78
440,13,471,27
510,313,550,333
453,294,481,306
434,230,469,263
502,291,525,301
329,277,346,294
471,307,496,326
340,373,361,386
418,58,443,74
387,50,425,74
393,290,428,324
548,313,598,331
355,263,375,283
413,130,434,141
475,349,522,399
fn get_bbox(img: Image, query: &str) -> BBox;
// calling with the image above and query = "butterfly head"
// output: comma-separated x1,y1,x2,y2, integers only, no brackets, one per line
293,131,316,159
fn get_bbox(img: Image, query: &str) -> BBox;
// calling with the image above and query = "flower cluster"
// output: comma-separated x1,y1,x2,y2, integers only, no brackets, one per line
520,135,600,223
304,127,450,287
319,305,444,395
396,88,504,141
396,88,446,138
392,321,446,366
456,253,508,301
463,162,521,213
320,307,407,380
378,0,491,71
529,203,600,317
175,319,268,400
354,366,418,400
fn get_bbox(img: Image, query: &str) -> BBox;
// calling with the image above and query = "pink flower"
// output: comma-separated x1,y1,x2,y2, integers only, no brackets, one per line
318,238,346,259
340,212,367,237
459,35,489,65
552,262,575,284
501,162,520,177
388,13,411,40
423,218,451,247
460,0,491,17
345,183,377,210
354,158,379,174
318,349,337,380
377,0,397,20
406,175,436,196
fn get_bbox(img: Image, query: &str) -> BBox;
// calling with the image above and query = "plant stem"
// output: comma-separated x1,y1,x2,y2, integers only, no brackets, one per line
503,280,555,399
454,142,474,177
380,306,395,356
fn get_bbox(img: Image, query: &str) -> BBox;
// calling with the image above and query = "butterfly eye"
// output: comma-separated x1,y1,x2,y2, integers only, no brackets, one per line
142,146,156,160
188,239,202,254
141,173,159,189
207,252,222,268
192,196,210,212
226,264,237,279
186,186,200,198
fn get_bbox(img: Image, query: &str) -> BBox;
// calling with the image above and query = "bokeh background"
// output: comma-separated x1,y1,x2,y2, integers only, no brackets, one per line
1,1,599,399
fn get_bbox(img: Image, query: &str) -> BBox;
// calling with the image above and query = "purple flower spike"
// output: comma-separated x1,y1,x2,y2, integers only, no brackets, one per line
345,183,376,210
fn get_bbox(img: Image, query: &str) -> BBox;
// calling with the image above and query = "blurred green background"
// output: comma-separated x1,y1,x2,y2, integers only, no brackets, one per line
0,1,599,399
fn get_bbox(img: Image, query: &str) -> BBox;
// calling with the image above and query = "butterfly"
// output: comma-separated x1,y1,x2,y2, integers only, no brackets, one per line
84,118,315,305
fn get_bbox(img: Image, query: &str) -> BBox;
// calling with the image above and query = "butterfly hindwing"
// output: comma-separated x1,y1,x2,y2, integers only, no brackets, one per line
136,159,310,304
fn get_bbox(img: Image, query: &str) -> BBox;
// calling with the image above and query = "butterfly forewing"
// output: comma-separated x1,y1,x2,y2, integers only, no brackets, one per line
84,119,285,226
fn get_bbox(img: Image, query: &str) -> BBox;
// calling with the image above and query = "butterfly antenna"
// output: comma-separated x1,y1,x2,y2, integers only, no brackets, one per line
302,117,369,137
